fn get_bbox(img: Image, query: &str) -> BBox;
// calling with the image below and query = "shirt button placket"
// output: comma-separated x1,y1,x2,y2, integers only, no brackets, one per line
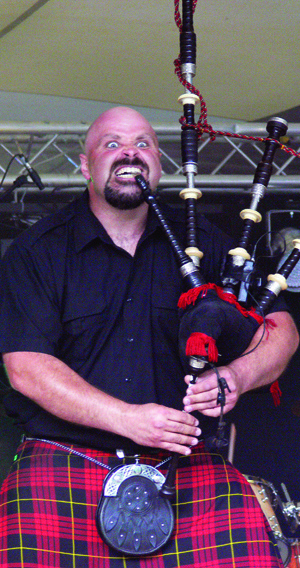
124,297,134,385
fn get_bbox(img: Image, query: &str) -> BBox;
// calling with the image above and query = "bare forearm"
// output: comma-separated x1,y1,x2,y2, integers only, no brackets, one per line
228,311,299,394
3,351,130,435
3,351,201,454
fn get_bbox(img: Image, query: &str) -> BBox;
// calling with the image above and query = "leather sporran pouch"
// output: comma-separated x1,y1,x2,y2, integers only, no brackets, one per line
96,462,174,556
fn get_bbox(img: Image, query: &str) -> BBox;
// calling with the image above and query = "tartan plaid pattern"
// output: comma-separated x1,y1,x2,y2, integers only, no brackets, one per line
0,438,284,568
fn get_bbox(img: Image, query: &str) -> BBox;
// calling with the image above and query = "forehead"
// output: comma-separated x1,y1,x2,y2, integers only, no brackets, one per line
86,111,158,153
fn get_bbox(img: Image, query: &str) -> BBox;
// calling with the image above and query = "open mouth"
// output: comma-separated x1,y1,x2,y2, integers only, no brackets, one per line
115,166,143,179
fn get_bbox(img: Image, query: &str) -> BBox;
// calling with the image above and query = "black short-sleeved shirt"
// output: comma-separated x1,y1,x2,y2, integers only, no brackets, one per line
0,190,285,452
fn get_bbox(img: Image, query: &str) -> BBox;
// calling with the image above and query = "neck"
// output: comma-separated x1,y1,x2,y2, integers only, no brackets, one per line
89,193,149,256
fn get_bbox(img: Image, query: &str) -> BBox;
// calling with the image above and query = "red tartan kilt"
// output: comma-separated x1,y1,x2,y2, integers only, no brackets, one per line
0,438,284,568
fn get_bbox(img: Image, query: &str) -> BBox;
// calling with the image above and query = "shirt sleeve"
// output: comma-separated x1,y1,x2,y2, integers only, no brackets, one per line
0,239,63,356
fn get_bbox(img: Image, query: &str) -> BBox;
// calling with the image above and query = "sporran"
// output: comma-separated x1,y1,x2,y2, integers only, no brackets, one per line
96,462,174,556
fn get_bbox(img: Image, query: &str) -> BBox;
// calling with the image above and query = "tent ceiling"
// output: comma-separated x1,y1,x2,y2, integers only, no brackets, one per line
0,0,299,122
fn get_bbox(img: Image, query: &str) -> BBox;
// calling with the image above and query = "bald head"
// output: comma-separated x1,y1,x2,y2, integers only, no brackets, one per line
84,106,159,157
80,105,162,208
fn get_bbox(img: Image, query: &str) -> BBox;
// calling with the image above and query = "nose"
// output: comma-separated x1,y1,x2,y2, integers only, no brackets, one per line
122,145,138,158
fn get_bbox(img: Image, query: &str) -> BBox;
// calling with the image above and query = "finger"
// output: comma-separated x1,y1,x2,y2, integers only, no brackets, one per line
166,419,201,438
184,374,210,387
184,401,217,413
161,443,195,456
159,432,200,455
186,387,218,401
200,402,235,418
168,409,200,427
183,389,219,408
160,442,193,455
184,374,195,385
186,380,219,399
185,394,237,415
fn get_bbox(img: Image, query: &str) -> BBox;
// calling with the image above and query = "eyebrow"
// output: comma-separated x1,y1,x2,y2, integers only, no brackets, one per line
100,133,121,140
100,133,155,143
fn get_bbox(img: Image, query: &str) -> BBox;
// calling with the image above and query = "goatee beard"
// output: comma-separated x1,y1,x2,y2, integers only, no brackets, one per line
104,183,145,210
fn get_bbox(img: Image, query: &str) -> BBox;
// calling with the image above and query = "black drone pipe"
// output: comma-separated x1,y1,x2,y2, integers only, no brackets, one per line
221,117,288,297
176,0,203,266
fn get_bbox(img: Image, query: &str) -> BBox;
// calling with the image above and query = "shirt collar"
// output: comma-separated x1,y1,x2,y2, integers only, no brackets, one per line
73,189,208,252
73,190,114,252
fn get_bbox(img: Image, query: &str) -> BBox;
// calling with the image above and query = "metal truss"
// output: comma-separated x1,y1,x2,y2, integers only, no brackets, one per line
0,119,300,209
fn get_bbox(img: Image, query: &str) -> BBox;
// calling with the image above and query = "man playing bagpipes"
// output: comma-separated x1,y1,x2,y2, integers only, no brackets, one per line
0,106,298,567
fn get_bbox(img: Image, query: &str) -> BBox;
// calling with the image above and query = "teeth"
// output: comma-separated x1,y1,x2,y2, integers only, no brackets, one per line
116,166,142,178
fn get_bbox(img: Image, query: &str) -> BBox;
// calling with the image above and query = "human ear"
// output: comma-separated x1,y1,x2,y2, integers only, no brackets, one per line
79,153,91,181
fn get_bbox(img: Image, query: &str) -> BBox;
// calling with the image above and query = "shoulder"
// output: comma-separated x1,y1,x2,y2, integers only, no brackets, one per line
3,193,91,264
12,197,82,250
0,195,89,282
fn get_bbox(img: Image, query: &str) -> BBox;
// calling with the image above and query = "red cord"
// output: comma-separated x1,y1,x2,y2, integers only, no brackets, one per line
174,0,300,159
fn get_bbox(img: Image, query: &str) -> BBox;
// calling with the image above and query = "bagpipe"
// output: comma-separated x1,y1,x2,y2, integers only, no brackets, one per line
96,0,300,556
135,0,300,418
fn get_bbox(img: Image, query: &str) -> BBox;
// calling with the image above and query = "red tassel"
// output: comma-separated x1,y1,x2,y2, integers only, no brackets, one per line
264,318,277,340
178,285,209,309
186,332,218,362
178,283,264,326
270,380,282,406
266,318,277,329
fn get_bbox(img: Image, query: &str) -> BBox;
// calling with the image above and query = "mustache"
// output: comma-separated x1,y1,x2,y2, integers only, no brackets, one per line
110,157,148,176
